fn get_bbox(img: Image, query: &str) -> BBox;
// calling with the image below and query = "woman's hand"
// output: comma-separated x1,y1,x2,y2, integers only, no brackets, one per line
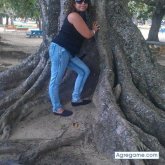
68,12,100,39
92,21,100,34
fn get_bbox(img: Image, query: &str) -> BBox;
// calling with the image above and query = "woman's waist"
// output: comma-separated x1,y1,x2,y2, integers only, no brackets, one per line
52,36,83,55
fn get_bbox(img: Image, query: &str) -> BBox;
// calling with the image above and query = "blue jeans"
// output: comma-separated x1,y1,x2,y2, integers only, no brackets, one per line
49,42,90,112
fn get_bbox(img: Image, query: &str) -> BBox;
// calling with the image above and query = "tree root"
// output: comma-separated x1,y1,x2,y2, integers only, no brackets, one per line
19,129,84,164
93,70,145,165
93,67,165,164
0,139,47,165
113,84,121,101
0,42,48,92
133,125,165,160
114,46,165,145
0,56,47,110
0,60,50,139
17,94,49,121
0,53,40,91
0,139,34,154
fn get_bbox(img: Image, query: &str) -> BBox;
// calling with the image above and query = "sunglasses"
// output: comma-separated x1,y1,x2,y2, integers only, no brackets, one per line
75,0,89,4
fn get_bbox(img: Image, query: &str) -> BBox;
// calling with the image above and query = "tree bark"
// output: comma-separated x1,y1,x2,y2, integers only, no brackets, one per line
0,0,165,164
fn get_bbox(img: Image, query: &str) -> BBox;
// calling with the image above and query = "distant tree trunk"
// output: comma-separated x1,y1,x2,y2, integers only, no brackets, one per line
6,15,9,25
36,17,42,30
0,16,3,24
147,4,165,41
0,0,165,165
10,16,14,25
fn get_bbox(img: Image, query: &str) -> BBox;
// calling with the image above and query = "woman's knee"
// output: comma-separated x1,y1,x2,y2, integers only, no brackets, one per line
84,66,90,77
79,66,90,77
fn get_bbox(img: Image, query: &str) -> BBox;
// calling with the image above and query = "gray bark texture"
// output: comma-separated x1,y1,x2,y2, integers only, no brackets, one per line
0,0,165,164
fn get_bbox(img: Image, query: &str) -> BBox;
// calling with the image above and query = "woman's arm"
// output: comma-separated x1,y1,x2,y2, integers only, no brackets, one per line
68,12,99,39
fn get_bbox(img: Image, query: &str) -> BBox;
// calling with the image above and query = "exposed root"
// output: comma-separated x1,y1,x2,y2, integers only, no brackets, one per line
0,42,48,92
0,60,50,138
133,125,165,160
113,83,121,101
93,69,148,165
0,53,40,91
1,125,11,140
114,45,165,145
19,130,84,164
0,56,47,110
0,139,43,154
93,68,165,164
17,95,49,121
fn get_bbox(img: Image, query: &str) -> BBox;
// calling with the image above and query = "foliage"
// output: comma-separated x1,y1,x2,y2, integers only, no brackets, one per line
0,0,13,17
0,0,40,19
128,0,153,20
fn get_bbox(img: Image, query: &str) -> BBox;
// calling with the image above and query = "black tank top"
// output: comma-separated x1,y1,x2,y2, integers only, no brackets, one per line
52,12,87,56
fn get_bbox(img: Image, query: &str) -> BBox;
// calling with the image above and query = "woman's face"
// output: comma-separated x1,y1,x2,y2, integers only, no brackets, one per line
74,0,89,12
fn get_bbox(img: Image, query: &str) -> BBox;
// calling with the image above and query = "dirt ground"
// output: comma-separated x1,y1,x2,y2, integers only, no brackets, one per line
0,30,42,71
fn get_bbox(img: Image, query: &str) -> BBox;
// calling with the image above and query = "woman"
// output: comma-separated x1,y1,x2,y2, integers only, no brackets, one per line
49,0,100,117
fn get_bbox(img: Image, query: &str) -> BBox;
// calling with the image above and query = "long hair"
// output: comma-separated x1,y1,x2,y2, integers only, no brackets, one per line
64,0,92,15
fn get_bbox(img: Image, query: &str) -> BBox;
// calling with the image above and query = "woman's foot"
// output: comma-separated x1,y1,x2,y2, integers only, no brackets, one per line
71,99,91,106
53,108,73,117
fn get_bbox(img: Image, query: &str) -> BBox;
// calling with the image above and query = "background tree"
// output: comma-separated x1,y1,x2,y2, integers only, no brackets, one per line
128,0,153,24
9,0,41,28
146,0,165,41
129,0,165,41
0,0,14,25
0,0,165,164
0,0,41,28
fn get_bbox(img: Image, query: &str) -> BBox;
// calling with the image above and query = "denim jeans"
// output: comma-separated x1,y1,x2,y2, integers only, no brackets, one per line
49,42,90,112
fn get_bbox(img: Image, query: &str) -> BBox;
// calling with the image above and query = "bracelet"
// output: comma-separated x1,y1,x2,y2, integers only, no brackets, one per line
92,30,96,35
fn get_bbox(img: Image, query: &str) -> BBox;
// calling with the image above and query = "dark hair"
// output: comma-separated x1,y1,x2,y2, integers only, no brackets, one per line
64,0,92,15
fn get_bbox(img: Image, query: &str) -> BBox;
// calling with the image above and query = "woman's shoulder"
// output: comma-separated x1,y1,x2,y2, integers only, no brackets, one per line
68,12,81,18
67,12,83,23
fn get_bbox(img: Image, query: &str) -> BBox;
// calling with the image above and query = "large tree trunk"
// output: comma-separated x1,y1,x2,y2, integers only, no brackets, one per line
0,0,165,165
147,3,165,41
